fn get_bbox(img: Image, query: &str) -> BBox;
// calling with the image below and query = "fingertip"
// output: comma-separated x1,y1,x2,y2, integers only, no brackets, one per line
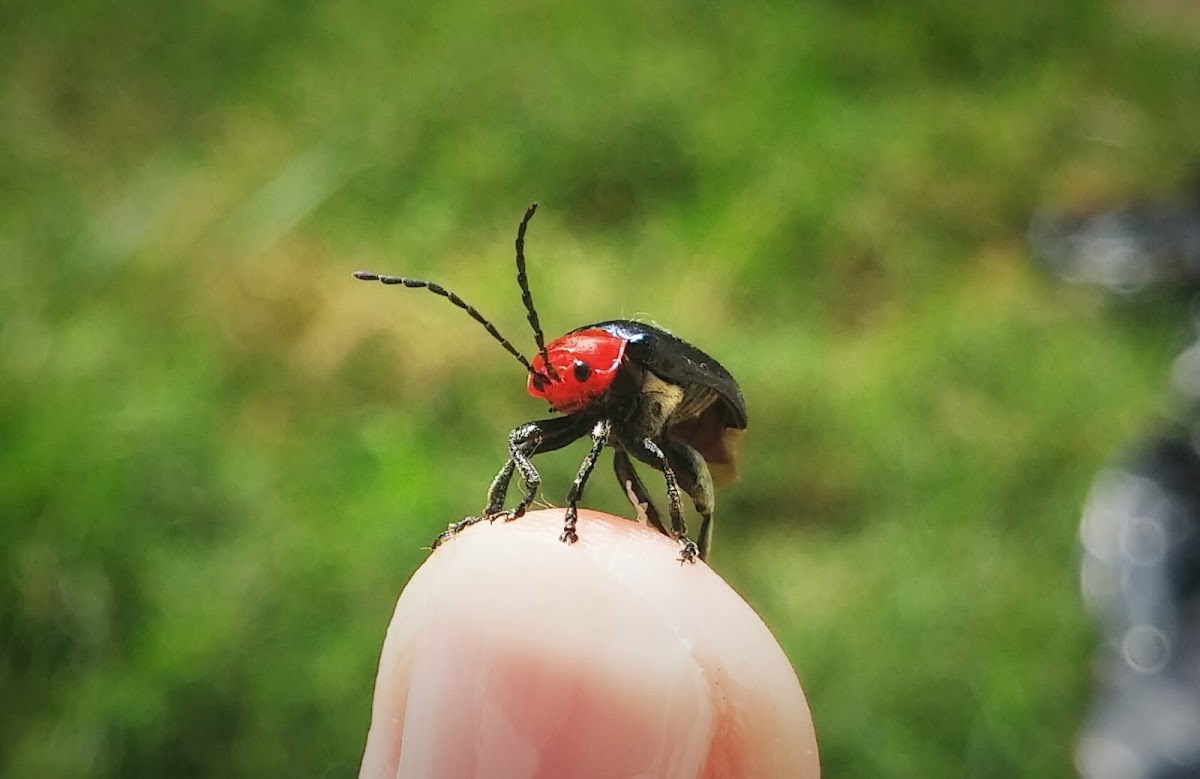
360,510,818,778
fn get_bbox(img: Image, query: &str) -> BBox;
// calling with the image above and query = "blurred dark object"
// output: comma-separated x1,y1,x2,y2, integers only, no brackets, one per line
1037,173,1200,777
1029,176,1200,294
1075,433,1200,778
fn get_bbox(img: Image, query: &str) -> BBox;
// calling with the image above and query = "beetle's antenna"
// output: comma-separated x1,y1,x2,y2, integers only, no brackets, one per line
514,203,560,381
353,272,553,385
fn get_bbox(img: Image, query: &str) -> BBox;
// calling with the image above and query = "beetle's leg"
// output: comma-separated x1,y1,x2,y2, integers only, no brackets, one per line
480,424,536,520
430,514,487,550
432,415,589,550
635,438,687,540
482,459,518,516
561,419,611,545
488,415,593,520
662,439,717,562
612,448,667,535
614,428,695,558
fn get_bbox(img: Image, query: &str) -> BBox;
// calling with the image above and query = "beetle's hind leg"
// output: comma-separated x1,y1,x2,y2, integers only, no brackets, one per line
560,419,611,545
613,449,667,535
662,440,717,562
615,430,700,562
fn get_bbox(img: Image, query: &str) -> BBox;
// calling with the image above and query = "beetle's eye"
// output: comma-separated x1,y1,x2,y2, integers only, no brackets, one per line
572,359,592,383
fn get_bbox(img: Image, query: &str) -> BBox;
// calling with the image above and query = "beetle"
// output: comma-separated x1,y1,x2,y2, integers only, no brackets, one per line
354,203,747,562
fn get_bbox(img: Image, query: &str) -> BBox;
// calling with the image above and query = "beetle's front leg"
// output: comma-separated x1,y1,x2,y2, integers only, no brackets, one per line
432,415,591,550
561,419,611,545
492,423,542,522
487,415,593,520
482,455,519,519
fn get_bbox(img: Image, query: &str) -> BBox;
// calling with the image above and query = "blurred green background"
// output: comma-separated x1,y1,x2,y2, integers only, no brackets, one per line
5,0,1200,776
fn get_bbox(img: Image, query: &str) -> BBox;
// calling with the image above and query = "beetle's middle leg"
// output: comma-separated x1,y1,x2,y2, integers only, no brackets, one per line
560,419,611,545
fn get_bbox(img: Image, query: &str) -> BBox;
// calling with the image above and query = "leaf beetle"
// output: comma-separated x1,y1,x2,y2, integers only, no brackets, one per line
354,204,747,563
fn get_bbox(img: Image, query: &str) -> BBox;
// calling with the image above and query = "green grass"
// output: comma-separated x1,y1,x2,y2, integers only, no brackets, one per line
4,0,1200,775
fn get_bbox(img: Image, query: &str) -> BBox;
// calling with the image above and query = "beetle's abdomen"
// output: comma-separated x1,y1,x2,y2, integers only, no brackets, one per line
660,384,741,486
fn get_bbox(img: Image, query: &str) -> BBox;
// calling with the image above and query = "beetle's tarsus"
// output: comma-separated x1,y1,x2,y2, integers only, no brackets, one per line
430,515,485,550
560,504,580,545
677,540,700,565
